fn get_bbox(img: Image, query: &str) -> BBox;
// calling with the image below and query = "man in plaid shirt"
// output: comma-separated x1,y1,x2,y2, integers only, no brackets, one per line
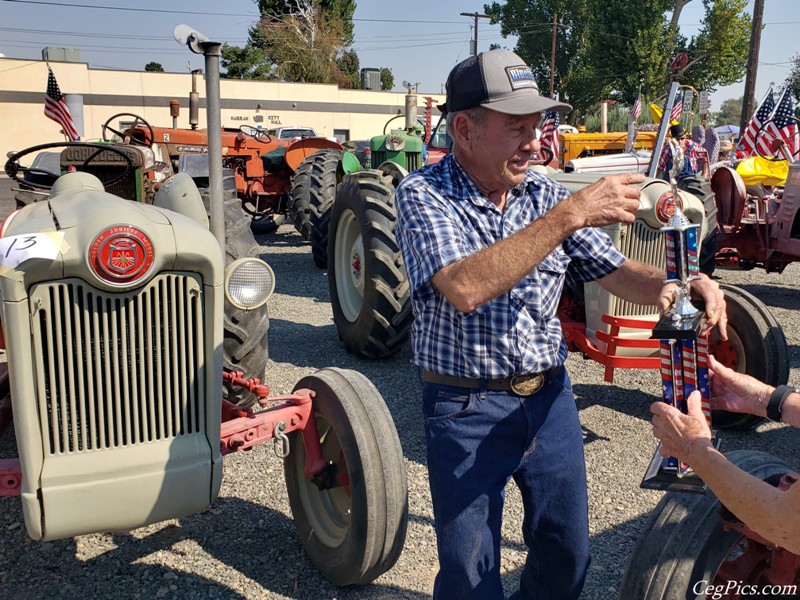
395,49,726,600
658,124,710,180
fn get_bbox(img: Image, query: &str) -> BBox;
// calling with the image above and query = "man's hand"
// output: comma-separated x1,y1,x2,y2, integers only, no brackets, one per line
709,354,772,418
564,173,645,228
651,390,713,462
655,274,727,339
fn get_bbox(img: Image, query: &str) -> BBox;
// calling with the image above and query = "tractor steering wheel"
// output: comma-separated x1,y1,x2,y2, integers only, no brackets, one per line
4,142,134,190
102,113,155,147
754,117,800,162
239,125,272,143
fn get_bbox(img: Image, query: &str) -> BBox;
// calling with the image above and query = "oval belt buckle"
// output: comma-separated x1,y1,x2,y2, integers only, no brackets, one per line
510,373,544,396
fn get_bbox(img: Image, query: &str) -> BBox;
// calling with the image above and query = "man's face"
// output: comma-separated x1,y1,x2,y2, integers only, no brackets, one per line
458,109,542,195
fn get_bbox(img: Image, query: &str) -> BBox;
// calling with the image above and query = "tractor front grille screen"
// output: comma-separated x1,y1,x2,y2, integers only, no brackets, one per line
613,220,666,317
30,275,206,455
370,151,422,172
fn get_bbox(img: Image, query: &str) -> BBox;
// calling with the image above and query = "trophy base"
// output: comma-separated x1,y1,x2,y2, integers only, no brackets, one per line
651,309,705,340
640,437,722,494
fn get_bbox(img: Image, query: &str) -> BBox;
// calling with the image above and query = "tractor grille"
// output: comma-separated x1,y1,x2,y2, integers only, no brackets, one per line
30,274,206,455
86,166,138,200
60,146,142,200
612,220,666,317
370,151,422,172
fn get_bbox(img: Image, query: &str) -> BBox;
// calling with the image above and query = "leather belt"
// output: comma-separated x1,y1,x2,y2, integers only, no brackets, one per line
421,366,563,396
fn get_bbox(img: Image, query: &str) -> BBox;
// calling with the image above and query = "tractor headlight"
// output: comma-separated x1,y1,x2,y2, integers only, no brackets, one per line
224,257,275,310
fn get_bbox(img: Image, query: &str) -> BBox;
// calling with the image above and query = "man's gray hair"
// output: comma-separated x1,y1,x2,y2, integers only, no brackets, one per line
446,106,489,139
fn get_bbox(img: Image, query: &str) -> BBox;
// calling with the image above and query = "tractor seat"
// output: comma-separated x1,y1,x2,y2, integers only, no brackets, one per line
711,166,747,226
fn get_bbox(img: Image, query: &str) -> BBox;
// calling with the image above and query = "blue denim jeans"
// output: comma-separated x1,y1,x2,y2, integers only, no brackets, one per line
422,369,589,600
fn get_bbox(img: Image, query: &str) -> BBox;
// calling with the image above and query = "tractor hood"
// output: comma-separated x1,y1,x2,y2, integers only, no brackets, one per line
0,172,222,302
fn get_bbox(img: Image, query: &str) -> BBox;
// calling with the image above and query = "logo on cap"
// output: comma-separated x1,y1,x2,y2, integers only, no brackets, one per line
89,225,154,285
506,66,538,90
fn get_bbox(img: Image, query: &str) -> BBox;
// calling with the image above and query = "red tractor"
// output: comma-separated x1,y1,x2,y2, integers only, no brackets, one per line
709,117,800,273
100,107,342,236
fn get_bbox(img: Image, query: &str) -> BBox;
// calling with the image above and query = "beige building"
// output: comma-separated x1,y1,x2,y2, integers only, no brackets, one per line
0,57,444,158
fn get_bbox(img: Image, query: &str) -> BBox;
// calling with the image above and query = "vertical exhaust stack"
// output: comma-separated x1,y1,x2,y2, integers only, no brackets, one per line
190,69,201,130
404,83,418,132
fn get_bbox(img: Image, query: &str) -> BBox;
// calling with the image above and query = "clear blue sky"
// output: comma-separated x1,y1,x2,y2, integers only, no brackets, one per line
2,0,797,112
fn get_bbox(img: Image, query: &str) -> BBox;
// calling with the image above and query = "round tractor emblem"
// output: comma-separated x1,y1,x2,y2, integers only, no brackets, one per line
89,226,154,285
655,191,683,224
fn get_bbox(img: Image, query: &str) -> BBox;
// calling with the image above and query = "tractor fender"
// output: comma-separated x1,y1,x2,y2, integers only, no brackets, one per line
284,138,343,172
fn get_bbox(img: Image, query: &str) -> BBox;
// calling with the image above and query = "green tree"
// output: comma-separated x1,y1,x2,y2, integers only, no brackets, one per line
221,0,359,85
144,62,164,72
680,0,751,91
221,43,275,80
337,48,360,89
484,0,596,120
713,96,743,127
380,67,394,91
486,0,751,122
788,53,800,108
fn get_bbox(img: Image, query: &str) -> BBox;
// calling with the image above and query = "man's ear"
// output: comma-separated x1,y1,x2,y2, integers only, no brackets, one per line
452,113,472,144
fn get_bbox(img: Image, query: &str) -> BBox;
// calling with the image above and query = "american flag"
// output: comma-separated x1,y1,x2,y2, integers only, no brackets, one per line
765,86,799,158
669,91,683,123
740,85,775,157
45,67,80,141
539,110,560,162
630,91,642,121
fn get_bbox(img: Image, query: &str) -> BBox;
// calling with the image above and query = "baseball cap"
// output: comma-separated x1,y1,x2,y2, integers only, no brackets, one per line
439,49,572,115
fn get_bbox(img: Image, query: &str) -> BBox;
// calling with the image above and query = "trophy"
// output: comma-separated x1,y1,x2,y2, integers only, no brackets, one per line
641,139,721,494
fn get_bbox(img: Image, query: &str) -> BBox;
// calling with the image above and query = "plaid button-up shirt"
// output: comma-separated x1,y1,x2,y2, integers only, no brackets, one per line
395,154,626,378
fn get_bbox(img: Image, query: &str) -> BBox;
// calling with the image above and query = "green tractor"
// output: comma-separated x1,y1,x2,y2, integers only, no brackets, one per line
292,85,442,270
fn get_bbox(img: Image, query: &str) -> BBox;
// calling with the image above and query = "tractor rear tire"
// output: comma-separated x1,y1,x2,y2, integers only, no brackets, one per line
618,450,796,600
197,170,270,408
679,176,718,276
302,149,342,269
710,284,789,429
289,150,332,241
328,171,413,358
284,368,408,586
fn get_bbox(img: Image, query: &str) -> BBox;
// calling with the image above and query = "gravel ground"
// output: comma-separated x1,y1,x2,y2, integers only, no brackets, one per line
0,176,798,599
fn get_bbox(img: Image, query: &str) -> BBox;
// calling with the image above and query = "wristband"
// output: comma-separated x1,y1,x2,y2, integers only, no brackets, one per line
766,385,797,422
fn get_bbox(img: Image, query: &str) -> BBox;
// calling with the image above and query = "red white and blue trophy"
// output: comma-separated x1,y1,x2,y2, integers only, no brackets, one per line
641,139,721,494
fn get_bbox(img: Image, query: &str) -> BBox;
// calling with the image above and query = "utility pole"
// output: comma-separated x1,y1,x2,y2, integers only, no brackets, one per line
461,12,491,56
550,13,558,97
740,0,764,132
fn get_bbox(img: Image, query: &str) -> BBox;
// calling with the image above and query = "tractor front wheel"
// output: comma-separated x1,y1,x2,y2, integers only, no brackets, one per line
618,450,799,599
710,284,789,429
284,367,408,586
328,171,412,358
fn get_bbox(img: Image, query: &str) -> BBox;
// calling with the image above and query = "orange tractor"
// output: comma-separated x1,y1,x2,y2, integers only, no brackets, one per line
101,110,342,235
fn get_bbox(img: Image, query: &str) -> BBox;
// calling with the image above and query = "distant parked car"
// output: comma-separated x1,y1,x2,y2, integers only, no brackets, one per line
343,140,371,167
266,126,318,139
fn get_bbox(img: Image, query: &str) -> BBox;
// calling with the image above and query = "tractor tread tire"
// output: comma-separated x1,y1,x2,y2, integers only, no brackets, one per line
679,175,717,276
618,450,794,600
304,149,342,268
284,367,408,586
197,169,269,407
711,284,789,429
328,171,412,359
